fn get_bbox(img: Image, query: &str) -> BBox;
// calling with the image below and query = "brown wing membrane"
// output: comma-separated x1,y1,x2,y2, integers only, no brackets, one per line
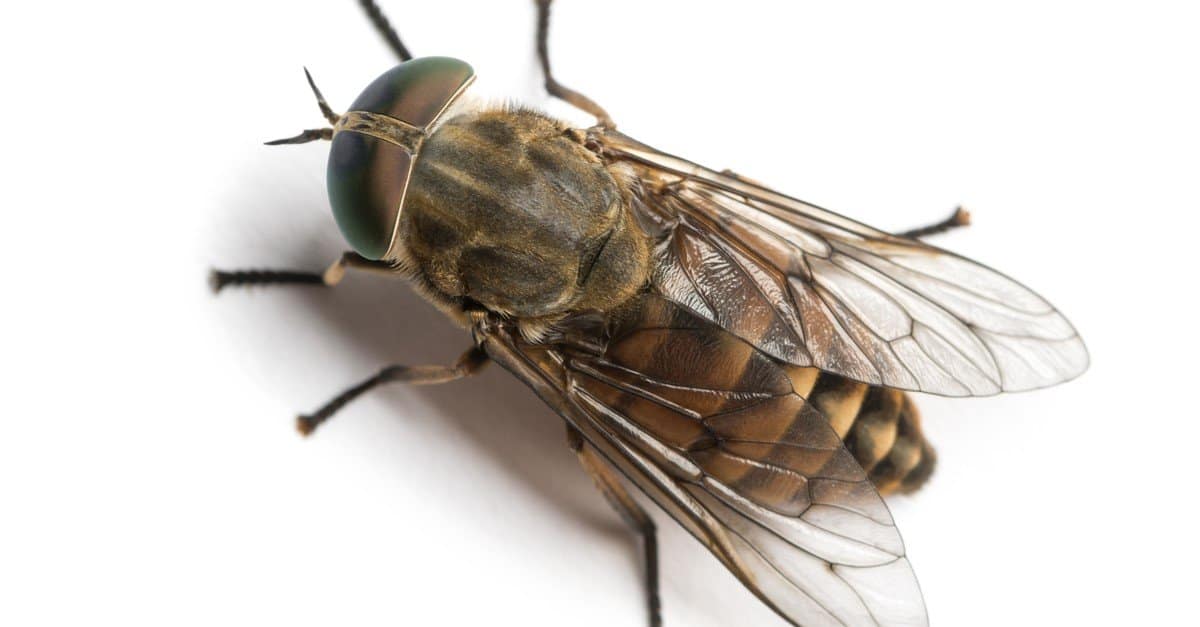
479,294,927,627
599,131,1088,397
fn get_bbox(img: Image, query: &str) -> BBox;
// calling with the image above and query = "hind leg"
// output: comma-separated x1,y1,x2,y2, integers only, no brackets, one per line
567,425,661,627
898,206,971,239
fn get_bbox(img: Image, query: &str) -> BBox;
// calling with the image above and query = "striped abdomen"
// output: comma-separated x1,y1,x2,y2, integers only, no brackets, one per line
788,367,937,495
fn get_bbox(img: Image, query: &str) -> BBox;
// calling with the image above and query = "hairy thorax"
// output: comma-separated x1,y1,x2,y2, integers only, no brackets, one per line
398,108,651,323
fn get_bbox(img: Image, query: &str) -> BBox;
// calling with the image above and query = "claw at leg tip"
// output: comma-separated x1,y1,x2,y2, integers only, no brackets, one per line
208,270,227,294
296,415,316,437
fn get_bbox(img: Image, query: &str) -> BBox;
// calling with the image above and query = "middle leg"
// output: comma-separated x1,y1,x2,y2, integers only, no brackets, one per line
298,346,489,435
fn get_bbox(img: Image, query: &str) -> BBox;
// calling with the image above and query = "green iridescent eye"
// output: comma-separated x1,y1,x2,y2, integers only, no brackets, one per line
326,132,413,260
326,57,475,260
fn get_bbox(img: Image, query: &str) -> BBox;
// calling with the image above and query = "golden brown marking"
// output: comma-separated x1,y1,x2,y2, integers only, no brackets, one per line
807,372,870,439
784,366,820,398
796,381,938,496
869,395,937,495
848,388,902,472
579,294,939,505
697,329,776,488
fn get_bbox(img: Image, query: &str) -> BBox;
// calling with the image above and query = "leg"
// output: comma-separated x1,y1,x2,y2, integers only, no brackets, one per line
535,0,615,129
358,0,413,61
567,425,661,627
209,268,325,292
318,251,399,286
898,206,972,240
210,252,396,293
298,346,489,435
349,1,612,126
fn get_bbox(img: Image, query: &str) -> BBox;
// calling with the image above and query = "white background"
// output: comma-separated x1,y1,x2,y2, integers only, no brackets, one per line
2,1,1197,625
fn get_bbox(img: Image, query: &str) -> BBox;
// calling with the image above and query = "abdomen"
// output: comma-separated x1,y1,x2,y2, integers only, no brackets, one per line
788,367,937,495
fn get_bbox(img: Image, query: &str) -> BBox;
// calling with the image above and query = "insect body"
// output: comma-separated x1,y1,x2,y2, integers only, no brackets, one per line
214,2,1087,626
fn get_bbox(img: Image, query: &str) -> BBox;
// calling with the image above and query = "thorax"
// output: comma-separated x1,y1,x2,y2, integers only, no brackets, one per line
396,108,652,326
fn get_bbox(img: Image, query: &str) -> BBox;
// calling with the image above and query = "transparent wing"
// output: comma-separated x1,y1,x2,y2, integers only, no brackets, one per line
481,294,927,627
601,131,1088,396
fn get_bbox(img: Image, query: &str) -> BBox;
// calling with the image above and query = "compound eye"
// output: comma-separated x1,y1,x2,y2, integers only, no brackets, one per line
327,132,413,260
326,57,475,260
347,56,475,128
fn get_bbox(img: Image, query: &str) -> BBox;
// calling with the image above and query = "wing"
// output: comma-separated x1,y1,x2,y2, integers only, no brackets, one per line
479,294,927,627
599,130,1088,396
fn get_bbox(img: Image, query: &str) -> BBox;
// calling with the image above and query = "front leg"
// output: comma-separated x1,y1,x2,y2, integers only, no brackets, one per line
209,251,396,293
534,0,615,129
